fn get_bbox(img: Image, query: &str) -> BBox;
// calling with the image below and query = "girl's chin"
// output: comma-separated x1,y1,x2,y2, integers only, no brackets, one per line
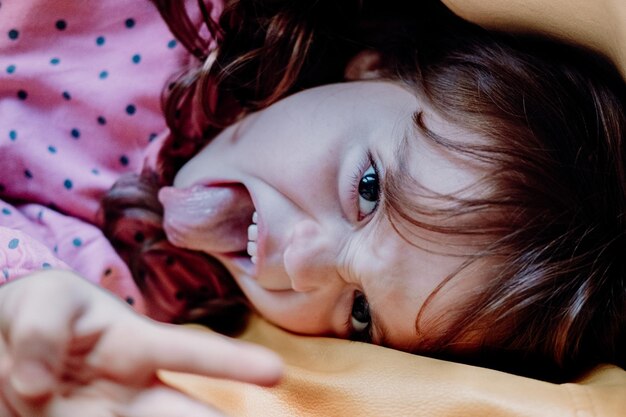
214,252,258,280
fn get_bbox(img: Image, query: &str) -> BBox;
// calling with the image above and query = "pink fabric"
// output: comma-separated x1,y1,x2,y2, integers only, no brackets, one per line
0,0,221,317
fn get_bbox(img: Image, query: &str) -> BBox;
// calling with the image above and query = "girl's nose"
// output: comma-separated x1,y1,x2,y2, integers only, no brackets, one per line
282,219,341,292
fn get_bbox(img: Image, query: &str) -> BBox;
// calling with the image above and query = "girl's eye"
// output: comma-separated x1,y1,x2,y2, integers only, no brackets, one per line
350,291,371,334
358,165,380,219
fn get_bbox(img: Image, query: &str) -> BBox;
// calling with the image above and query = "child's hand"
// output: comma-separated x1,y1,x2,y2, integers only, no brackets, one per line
0,270,282,417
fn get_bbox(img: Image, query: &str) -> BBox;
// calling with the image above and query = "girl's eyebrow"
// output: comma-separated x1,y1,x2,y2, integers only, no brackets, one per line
381,124,412,192
370,124,415,348
378,119,413,224
394,120,414,171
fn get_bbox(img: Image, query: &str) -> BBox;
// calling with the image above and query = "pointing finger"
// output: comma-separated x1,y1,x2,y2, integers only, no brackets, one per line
90,320,283,387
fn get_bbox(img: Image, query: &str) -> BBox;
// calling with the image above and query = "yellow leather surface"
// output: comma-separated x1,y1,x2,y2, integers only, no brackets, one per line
441,0,626,79
160,317,626,417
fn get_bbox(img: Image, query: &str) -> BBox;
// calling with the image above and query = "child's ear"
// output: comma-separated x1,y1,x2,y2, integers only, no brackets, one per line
344,50,383,80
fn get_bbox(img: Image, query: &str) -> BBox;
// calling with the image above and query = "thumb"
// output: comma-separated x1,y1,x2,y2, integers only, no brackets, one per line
3,348,58,417
9,356,56,400
1,273,84,400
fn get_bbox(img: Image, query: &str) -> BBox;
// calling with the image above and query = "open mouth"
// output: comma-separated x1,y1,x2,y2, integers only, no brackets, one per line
159,182,259,268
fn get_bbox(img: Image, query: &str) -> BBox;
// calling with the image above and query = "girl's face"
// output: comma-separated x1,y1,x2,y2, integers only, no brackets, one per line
172,81,487,349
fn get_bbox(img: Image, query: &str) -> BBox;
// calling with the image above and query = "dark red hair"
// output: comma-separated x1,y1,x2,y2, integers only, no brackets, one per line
101,0,626,380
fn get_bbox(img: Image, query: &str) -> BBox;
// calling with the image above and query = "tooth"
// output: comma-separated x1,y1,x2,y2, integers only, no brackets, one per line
251,256,257,265
247,241,257,257
247,224,258,241
252,211,258,224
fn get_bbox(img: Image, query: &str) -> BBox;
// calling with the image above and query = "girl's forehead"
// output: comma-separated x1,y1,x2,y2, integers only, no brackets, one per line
375,111,490,215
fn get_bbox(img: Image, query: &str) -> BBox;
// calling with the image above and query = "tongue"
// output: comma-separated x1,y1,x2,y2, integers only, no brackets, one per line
158,184,254,254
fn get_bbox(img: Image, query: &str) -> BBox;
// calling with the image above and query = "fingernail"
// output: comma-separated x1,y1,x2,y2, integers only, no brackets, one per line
253,350,284,385
10,360,54,398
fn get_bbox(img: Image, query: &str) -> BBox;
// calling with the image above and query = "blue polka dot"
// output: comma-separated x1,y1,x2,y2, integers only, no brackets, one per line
48,145,57,154
63,179,73,189
96,36,105,46
2,269,8,279
24,170,33,179
131,54,141,64
62,91,71,100
2,208,11,215
119,155,129,166
99,70,108,79
125,18,136,28
9,130,17,141
97,116,106,125
50,57,60,65
70,128,80,139
53,245,58,253
167,39,177,49
148,133,158,142
55,20,67,30
72,237,82,247
8,238,19,249
42,262,52,268
125,104,136,115
17,90,28,100
8,29,19,40
37,210,44,220
6,65,16,74
91,168,100,175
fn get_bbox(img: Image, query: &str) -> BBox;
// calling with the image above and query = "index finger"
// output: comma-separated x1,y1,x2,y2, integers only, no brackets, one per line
93,320,283,387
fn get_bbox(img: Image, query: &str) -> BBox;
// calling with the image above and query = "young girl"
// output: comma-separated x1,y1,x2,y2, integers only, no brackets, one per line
1,0,624,415
102,0,626,382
